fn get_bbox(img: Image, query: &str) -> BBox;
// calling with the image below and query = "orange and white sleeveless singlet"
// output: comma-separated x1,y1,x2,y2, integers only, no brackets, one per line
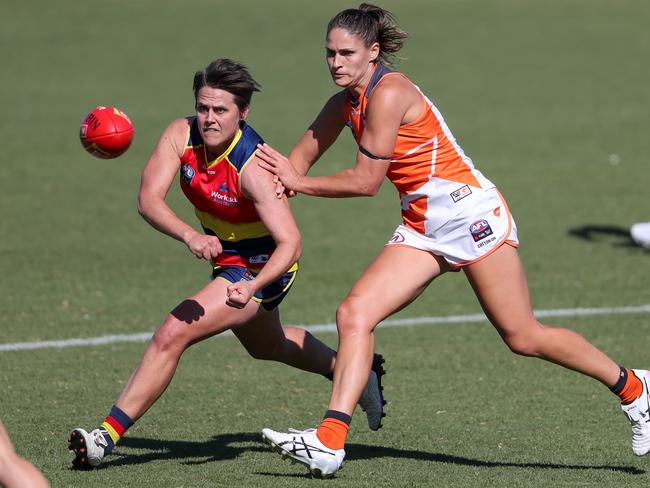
342,64,518,267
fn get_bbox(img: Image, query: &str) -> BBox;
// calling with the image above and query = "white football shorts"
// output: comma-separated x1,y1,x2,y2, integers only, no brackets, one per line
386,188,519,268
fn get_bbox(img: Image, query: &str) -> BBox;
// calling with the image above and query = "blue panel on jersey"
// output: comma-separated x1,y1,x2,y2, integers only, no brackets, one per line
366,64,393,97
187,116,202,147
228,122,264,171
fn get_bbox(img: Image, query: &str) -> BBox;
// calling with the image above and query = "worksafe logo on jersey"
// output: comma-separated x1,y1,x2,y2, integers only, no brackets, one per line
470,219,493,242
211,186,238,207
450,184,472,203
181,164,195,185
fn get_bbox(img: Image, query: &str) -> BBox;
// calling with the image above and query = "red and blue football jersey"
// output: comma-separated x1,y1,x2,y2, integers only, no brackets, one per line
179,118,277,270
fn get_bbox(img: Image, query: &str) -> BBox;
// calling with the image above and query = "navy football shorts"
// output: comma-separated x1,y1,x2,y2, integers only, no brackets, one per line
212,265,297,311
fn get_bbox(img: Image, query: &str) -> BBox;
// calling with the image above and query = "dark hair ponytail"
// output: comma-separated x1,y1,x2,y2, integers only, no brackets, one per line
327,3,408,66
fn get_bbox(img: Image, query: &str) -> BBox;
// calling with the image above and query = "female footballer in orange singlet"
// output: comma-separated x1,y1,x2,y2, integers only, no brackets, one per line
67,58,385,470
258,4,650,478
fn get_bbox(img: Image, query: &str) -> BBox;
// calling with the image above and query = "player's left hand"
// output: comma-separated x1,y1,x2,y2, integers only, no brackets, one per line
256,143,301,197
272,175,297,199
226,280,254,309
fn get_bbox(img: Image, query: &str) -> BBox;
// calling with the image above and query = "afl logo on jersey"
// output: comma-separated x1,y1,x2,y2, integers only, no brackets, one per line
470,219,493,242
389,232,405,243
181,164,195,185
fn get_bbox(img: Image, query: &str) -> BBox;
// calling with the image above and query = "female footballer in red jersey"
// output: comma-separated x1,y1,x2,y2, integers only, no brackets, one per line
67,59,385,469
258,4,650,478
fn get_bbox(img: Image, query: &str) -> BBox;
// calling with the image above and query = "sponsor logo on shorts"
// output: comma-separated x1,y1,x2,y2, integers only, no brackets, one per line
477,236,497,248
389,232,405,243
181,164,195,185
249,254,269,264
470,219,493,242
450,184,472,203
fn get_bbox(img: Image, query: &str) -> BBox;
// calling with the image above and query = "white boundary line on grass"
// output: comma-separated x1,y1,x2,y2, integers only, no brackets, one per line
2,304,650,353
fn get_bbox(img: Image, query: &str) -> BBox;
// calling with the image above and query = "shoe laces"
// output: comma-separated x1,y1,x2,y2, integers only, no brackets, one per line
93,429,109,448
288,427,316,434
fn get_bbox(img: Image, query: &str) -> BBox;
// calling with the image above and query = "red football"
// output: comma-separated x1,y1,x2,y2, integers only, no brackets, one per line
80,106,134,159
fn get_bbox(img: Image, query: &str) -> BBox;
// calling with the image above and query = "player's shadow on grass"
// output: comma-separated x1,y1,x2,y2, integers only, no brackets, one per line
343,443,645,475
102,433,643,476
104,432,266,468
568,224,637,248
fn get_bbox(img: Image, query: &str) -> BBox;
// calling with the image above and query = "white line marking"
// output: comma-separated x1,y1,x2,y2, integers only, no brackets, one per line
2,304,650,353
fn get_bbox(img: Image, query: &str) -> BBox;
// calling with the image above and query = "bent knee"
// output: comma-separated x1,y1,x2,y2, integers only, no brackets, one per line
336,299,376,337
501,328,546,357
150,317,190,353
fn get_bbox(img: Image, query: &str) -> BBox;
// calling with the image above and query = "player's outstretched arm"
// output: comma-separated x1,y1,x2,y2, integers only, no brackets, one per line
257,85,407,198
137,119,222,261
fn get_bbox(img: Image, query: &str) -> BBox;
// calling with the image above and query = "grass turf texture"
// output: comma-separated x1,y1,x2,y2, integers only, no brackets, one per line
1,0,649,486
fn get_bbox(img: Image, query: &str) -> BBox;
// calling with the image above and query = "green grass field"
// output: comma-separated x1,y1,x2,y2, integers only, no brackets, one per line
1,0,649,486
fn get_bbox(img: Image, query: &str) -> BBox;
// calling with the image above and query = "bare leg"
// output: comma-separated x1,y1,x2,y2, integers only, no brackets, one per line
328,245,448,416
116,278,260,421
233,307,336,375
463,244,620,387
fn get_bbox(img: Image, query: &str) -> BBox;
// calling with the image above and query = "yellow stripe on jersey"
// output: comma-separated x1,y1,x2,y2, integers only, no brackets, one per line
196,209,269,241
206,128,242,169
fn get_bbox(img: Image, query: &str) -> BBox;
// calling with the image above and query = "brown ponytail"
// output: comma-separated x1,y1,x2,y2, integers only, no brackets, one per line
327,3,408,66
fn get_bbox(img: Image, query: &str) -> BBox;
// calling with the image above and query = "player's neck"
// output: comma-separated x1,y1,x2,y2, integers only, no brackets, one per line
348,64,376,98
205,139,232,162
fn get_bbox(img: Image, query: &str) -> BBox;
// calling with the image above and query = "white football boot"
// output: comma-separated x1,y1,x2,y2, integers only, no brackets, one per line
630,222,650,250
262,427,344,478
621,369,650,456
357,353,387,431
68,428,109,468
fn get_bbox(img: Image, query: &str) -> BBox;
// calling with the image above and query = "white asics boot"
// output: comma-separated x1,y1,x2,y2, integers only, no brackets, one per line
621,369,650,456
357,353,387,431
68,428,109,468
262,427,344,478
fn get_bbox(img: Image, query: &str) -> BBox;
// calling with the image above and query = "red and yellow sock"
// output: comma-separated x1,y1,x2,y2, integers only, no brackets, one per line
316,410,351,450
100,405,134,454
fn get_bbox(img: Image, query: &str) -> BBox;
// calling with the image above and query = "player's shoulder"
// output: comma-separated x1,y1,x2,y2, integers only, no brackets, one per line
373,71,414,97
166,116,193,132
153,117,194,157
229,122,264,169
160,117,193,143
370,71,419,111
239,121,264,147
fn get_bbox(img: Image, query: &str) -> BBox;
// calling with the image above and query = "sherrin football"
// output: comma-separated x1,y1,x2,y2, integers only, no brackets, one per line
80,106,134,159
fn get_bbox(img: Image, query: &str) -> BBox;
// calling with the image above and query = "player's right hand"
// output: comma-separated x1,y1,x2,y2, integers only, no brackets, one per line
185,233,222,260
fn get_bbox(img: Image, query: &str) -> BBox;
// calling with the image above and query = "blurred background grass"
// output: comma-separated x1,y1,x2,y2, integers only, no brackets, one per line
0,0,649,485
